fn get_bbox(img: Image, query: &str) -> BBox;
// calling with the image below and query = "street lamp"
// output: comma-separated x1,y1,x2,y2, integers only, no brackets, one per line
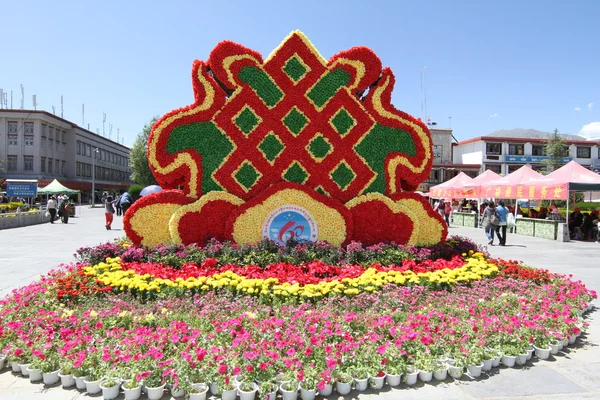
91,147,99,207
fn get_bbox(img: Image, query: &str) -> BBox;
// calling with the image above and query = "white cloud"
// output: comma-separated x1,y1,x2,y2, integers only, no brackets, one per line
579,122,600,139
489,113,498,118
575,107,581,111
588,102,594,110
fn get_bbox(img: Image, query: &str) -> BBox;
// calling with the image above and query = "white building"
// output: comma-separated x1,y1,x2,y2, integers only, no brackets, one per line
453,129,600,176
0,110,131,201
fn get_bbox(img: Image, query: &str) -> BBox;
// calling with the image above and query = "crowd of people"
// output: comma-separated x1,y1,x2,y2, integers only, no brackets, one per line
434,197,600,244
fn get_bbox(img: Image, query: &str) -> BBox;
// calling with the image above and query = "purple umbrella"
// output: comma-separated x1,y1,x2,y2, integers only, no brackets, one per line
140,185,162,197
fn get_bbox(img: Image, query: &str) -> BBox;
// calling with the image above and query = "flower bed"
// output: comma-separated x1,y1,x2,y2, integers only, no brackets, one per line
0,237,596,398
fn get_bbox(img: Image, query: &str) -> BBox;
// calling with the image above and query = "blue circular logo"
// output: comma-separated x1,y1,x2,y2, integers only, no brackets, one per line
262,206,318,245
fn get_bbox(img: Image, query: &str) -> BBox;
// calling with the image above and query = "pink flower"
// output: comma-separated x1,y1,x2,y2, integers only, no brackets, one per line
218,364,227,374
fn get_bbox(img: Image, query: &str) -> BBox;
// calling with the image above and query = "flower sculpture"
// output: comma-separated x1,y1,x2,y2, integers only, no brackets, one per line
124,31,446,247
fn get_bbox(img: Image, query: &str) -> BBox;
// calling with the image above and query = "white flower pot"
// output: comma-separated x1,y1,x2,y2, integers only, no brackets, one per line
261,390,277,400
171,385,185,397
280,384,298,400
526,348,534,360
300,388,316,400
482,359,493,372
0,357,5,371
433,368,447,381
19,363,30,376
84,378,103,395
354,377,369,391
386,373,401,387
569,334,577,345
10,361,21,373
190,388,209,400
318,383,333,396
448,365,463,379
239,383,258,400
122,382,143,400
145,384,166,400
560,339,569,348
516,354,527,366
335,381,352,395
403,371,418,386
534,345,551,360
549,343,561,355
27,367,43,382
491,356,501,367
74,375,89,390
418,370,433,382
587,301,594,312
100,381,121,400
58,372,75,388
42,370,60,385
371,375,385,389
467,364,484,378
501,355,517,368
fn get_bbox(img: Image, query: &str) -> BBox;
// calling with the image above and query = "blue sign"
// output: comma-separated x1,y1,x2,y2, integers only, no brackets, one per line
504,155,572,163
262,205,318,245
6,183,38,197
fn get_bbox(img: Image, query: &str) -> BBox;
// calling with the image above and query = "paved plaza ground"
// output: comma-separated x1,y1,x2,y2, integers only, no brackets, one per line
0,207,599,399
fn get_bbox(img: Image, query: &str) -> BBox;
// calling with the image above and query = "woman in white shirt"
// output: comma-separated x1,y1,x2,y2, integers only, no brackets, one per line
47,196,58,223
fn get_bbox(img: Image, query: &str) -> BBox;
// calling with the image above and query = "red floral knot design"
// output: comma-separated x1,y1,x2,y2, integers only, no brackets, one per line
125,31,446,247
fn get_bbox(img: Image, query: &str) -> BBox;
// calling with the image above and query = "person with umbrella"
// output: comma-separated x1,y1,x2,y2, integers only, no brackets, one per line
119,191,134,215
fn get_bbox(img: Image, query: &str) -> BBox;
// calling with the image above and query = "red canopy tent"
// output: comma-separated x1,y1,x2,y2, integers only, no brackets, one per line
462,169,502,197
479,165,548,200
429,172,475,199
545,161,600,193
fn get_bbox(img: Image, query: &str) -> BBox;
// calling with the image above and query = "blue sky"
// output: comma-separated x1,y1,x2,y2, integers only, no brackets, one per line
2,0,599,145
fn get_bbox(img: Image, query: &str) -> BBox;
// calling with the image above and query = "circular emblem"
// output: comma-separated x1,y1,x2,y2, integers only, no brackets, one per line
262,205,318,245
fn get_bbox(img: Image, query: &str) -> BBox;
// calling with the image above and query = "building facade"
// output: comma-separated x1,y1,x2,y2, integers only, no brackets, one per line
453,129,600,176
0,110,131,201
420,127,480,191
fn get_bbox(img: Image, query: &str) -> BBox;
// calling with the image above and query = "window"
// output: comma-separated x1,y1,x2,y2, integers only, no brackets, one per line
62,132,66,142
42,124,47,135
62,161,66,175
486,164,502,174
49,126,54,140
8,134,18,146
7,155,17,171
48,158,53,173
508,164,524,173
429,169,441,182
433,145,443,163
86,144,91,157
55,159,59,172
86,164,91,177
532,144,546,156
508,144,524,155
76,162,81,176
577,147,591,159
24,156,33,171
24,122,34,134
7,121,18,133
41,136,46,148
55,140,60,151
486,143,502,155
49,137,54,150
25,134,34,146
41,157,46,172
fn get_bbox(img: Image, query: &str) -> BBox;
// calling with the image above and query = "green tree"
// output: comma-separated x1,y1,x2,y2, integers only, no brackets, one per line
129,117,159,186
542,129,568,173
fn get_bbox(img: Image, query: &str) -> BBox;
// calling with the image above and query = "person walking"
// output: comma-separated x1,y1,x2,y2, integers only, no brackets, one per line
105,196,115,230
114,194,122,216
47,196,58,224
495,200,510,246
60,198,71,224
482,201,497,245
119,191,133,215
434,199,447,224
